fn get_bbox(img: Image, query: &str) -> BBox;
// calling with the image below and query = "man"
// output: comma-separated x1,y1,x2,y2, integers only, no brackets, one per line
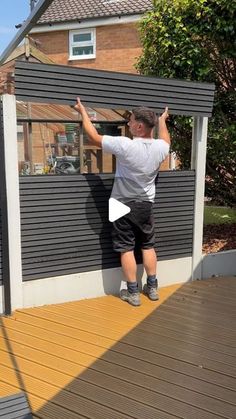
74,98,170,306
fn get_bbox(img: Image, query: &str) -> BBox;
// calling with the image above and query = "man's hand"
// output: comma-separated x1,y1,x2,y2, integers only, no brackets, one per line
159,107,169,122
158,107,170,144
74,96,103,148
74,97,85,115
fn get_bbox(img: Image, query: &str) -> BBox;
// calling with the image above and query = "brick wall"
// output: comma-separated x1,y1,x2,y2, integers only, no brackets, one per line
32,22,142,73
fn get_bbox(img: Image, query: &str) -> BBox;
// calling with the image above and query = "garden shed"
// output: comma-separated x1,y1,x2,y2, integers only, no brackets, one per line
0,60,217,315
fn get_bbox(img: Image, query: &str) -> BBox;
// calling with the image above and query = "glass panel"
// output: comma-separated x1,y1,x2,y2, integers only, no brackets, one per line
72,46,94,56
16,103,127,175
73,32,92,42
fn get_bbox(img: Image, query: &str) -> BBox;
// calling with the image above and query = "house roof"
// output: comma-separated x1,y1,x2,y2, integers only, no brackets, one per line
38,0,153,25
0,40,55,95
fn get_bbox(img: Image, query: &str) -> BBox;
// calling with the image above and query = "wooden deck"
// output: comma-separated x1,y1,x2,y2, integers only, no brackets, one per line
0,276,236,419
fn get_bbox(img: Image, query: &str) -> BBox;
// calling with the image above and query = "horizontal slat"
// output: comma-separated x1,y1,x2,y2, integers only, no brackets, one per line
21,235,192,255
15,62,215,117
15,62,215,90
19,185,195,196
15,84,214,112
20,193,195,204
15,74,214,103
15,91,213,116
20,226,193,245
20,215,194,228
20,201,194,212
19,170,194,181
22,234,193,259
22,246,192,275
19,177,195,186
21,229,193,254
20,217,193,231
20,209,194,221
21,222,193,237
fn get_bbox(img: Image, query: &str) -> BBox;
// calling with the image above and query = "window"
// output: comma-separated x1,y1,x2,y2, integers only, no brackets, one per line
69,28,96,60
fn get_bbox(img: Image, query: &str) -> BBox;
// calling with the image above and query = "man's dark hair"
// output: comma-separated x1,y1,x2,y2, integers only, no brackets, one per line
132,107,157,128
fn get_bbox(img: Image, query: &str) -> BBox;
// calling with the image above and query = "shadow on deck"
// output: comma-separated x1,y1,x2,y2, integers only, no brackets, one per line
0,276,236,418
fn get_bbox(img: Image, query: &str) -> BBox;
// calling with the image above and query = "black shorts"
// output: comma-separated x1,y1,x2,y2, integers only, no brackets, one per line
112,201,155,253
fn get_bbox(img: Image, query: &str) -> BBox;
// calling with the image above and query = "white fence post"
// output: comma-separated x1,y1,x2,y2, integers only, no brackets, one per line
2,94,23,310
191,116,208,280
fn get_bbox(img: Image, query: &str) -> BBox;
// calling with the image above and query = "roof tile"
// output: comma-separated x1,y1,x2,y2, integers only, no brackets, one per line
38,0,153,24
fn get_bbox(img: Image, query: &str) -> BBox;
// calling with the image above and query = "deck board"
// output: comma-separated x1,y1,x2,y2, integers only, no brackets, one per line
0,277,236,418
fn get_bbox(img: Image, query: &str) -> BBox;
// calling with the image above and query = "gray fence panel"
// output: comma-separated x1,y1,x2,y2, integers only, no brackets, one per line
0,104,4,284
15,61,215,116
20,171,195,281
0,393,32,419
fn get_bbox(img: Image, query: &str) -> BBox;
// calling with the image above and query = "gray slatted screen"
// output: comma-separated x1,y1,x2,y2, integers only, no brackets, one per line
0,104,4,284
0,208,2,284
0,392,32,418
20,171,195,281
14,61,215,116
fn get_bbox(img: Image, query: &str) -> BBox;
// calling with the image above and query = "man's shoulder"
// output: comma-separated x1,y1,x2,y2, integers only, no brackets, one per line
102,135,132,155
102,135,131,148
154,138,170,149
103,135,131,142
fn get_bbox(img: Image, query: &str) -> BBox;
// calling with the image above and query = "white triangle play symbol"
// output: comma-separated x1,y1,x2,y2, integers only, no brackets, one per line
109,198,130,222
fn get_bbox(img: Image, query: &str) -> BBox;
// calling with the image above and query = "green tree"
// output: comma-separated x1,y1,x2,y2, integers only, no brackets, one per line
136,0,236,206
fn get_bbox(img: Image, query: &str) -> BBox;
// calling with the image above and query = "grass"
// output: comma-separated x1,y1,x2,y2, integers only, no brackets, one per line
204,205,236,225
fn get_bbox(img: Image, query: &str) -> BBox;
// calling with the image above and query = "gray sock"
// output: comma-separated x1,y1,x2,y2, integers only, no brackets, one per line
147,275,158,288
127,282,139,294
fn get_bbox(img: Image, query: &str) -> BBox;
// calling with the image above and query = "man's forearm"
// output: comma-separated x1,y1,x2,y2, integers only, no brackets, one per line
80,108,101,144
158,118,170,144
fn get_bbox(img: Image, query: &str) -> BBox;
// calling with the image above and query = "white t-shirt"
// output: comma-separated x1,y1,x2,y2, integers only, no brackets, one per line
102,136,169,202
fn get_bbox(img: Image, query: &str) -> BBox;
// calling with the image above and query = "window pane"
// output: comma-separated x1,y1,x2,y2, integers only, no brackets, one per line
73,46,94,56
73,33,91,42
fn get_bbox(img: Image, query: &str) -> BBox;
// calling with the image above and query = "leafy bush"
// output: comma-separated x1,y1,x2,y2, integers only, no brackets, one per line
136,0,236,206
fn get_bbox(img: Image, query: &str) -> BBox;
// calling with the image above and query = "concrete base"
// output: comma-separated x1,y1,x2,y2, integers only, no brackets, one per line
22,256,192,309
202,249,236,279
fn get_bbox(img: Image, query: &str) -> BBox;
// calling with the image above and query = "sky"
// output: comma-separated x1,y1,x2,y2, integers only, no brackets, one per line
0,0,31,54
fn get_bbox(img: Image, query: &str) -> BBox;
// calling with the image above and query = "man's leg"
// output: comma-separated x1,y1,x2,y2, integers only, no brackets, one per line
142,248,157,276
120,250,137,282
142,248,159,301
120,250,140,306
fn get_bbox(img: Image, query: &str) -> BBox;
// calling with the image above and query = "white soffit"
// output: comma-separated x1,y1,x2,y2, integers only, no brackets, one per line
30,14,142,33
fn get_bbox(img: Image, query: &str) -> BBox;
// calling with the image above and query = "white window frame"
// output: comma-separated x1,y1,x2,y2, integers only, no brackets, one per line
69,28,96,60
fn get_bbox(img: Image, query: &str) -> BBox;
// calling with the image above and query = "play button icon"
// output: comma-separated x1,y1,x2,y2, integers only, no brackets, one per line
109,198,130,222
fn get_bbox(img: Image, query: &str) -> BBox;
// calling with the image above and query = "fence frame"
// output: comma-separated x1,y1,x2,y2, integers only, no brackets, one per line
0,62,214,313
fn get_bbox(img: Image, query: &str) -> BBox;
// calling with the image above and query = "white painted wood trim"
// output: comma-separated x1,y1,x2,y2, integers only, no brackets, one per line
2,94,23,310
30,14,142,34
191,116,208,280
22,257,192,308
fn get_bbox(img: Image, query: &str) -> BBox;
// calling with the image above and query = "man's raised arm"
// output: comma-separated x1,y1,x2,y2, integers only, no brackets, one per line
158,107,170,145
74,97,103,148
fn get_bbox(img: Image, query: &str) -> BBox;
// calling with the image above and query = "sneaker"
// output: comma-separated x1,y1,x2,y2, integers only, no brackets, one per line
143,284,159,301
120,289,141,306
